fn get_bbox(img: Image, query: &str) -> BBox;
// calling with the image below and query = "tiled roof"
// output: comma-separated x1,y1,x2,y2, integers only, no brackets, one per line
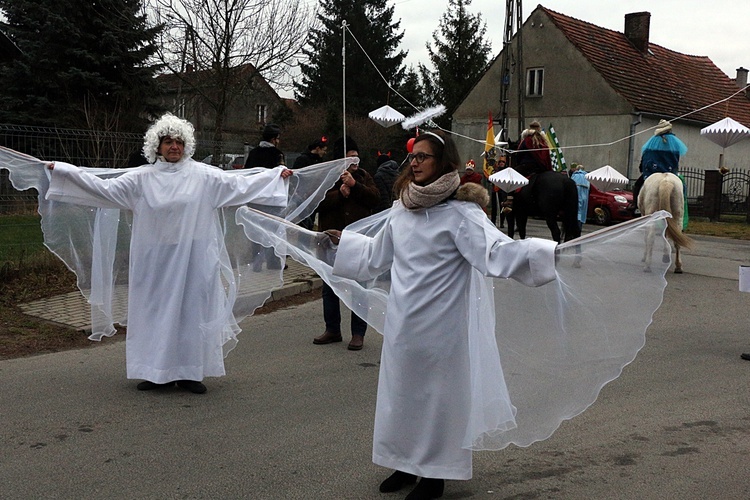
541,6,750,126
156,63,280,100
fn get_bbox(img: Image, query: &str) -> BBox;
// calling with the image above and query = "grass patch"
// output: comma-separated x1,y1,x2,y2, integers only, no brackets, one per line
686,218,750,240
0,213,52,276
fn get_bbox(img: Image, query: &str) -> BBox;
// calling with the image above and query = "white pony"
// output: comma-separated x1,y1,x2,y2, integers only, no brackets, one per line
638,172,694,273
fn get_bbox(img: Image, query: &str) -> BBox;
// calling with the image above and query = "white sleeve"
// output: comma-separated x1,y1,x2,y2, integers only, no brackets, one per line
212,166,289,209
455,215,557,287
46,162,137,210
332,224,394,281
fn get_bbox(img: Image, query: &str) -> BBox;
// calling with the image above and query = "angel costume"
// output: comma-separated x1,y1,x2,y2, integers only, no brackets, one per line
0,115,351,385
46,158,293,383
236,179,672,480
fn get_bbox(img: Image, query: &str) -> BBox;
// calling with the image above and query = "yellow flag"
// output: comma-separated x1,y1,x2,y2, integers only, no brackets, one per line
483,111,495,178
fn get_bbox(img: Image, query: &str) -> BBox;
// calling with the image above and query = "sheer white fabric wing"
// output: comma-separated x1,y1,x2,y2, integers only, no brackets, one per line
238,204,672,450
0,146,351,348
236,206,392,332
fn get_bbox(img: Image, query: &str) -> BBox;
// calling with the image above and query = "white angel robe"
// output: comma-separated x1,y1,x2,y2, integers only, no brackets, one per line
46,158,290,383
332,200,556,480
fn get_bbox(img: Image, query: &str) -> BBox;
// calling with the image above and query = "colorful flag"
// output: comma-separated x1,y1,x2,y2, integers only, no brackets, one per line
483,111,496,178
547,124,567,172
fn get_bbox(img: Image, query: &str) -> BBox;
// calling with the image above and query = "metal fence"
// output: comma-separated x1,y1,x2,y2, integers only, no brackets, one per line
0,123,144,168
681,167,706,215
680,166,750,219
0,123,247,213
719,169,750,215
0,124,248,270
0,123,246,167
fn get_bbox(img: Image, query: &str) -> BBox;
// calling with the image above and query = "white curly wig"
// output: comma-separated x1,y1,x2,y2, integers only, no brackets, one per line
142,113,196,163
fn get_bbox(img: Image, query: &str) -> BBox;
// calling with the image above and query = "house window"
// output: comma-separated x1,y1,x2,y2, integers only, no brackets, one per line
256,104,267,124
176,98,186,118
526,68,544,97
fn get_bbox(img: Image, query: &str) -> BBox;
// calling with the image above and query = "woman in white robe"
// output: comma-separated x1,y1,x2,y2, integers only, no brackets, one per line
45,114,293,394
329,130,556,499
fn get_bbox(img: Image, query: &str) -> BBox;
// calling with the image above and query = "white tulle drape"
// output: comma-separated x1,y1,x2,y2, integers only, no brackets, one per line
0,146,352,353
236,204,671,450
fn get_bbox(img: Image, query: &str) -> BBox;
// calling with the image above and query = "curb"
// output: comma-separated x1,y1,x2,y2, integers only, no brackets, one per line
270,276,324,301
18,271,324,334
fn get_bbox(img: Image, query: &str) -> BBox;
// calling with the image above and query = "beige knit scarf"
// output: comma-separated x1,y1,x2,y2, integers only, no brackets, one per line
401,172,460,209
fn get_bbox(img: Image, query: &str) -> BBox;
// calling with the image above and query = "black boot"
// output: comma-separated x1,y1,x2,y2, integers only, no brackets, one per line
136,380,175,391
405,478,444,500
379,470,417,493
176,380,207,394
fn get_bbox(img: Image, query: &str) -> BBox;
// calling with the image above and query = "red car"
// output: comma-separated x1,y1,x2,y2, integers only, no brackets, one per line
587,184,636,225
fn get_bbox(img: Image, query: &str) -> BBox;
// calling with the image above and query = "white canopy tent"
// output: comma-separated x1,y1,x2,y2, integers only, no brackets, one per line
585,165,629,192
488,167,529,193
700,117,750,169
368,105,405,128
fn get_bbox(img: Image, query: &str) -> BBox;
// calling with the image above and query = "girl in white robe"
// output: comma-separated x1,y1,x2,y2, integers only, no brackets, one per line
331,130,556,499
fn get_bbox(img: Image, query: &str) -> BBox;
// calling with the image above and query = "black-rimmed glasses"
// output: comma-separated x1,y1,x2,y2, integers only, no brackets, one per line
407,152,435,164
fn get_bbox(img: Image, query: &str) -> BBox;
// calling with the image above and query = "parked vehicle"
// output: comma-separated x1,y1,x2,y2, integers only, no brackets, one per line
201,154,245,170
587,184,636,225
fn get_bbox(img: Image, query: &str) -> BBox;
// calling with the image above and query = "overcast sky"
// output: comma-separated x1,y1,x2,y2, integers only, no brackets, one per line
392,0,749,79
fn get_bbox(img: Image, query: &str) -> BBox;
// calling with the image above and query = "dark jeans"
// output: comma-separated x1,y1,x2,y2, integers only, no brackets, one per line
322,282,367,336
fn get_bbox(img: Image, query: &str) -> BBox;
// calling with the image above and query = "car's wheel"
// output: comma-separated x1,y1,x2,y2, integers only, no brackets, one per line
593,206,611,225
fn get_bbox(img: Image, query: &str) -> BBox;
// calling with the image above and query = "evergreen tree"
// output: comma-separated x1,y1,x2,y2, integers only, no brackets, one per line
0,0,162,130
419,0,491,125
295,0,407,132
394,65,427,111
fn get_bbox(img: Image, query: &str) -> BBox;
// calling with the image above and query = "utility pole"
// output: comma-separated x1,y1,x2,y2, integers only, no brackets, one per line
498,0,524,143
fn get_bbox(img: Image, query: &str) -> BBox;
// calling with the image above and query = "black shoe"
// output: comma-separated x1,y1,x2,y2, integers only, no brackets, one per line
136,380,175,391
379,470,417,493
741,353,750,361
177,380,207,394
405,478,444,500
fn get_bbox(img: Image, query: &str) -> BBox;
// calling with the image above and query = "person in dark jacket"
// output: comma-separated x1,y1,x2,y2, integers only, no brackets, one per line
244,123,285,169
373,151,400,212
314,136,380,351
292,136,329,229
293,136,328,169
244,123,286,270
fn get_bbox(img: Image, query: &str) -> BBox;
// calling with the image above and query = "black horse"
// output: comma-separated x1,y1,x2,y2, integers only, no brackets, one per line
505,170,581,243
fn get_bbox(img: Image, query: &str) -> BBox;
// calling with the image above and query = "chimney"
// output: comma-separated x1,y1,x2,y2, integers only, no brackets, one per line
624,12,651,53
736,67,748,89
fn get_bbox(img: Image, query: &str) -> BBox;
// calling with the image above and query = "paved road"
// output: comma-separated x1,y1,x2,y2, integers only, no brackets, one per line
1,221,749,499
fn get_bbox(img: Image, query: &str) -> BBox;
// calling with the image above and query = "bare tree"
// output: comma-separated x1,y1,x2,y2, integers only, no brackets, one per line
149,0,316,151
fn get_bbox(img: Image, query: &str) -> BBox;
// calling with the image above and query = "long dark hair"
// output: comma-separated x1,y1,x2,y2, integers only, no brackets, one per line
393,130,460,196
